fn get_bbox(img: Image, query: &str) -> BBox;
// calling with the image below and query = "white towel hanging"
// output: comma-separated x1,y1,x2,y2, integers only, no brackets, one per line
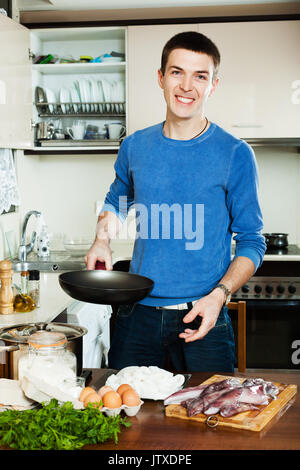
0,149,20,214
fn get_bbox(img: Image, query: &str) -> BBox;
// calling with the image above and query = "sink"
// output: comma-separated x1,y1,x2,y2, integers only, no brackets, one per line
11,251,86,273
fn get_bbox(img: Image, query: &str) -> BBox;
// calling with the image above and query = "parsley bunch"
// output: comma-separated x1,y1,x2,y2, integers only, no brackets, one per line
0,399,131,450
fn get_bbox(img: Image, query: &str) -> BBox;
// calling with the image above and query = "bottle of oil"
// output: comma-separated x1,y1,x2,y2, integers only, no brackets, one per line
28,270,40,308
13,270,36,313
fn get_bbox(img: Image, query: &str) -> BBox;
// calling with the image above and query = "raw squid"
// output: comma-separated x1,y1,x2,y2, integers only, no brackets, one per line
242,378,279,399
170,376,278,418
163,384,207,406
163,377,241,406
220,402,259,418
239,385,270,405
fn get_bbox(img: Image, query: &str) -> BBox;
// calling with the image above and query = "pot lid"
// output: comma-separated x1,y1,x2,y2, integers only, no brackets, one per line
0,322,87,344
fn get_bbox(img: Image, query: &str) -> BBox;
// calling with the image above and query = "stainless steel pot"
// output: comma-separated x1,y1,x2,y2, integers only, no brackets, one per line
0,322,87,379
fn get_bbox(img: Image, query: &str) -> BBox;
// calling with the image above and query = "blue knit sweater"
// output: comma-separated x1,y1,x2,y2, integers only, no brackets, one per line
102,122,266,306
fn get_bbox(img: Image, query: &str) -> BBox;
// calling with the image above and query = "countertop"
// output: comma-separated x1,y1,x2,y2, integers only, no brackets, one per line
85,369,300,451
0,272,72,327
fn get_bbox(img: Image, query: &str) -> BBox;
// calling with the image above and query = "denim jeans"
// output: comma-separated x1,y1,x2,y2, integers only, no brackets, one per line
108,303,236,372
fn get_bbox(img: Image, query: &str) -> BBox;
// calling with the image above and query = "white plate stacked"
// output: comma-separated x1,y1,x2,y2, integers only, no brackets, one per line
39,79,125,115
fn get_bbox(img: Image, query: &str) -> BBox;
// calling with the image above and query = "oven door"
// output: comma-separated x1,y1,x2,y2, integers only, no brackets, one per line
231,299,300,369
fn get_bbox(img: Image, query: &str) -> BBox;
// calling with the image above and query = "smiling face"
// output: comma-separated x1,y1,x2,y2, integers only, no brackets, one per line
158,48,219,123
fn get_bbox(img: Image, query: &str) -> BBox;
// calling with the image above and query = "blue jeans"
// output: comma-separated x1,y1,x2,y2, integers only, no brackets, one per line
108,303,235,372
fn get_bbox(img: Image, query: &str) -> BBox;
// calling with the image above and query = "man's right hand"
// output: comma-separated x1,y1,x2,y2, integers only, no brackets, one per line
84,238,113,271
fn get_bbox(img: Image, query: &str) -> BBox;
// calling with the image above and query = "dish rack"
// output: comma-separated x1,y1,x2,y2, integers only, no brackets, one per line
35,101,125,117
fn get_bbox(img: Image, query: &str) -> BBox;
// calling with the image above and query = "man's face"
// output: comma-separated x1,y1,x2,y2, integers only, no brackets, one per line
158,48,218,121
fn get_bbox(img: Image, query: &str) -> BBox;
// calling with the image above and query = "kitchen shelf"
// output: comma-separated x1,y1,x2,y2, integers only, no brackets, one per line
24,147,119,155
32,62,126,75
246,138,300,151
38,139,121,147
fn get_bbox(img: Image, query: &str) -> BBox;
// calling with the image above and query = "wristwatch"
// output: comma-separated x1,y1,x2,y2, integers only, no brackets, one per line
214,284,231,306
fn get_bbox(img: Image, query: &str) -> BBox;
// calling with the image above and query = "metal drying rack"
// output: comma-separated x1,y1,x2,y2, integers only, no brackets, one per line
35,101,126,117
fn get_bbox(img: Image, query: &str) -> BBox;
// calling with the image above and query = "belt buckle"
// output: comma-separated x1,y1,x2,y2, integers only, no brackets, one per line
156,302,192,310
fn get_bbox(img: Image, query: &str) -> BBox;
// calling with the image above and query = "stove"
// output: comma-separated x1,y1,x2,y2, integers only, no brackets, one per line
232,276,300,300
231,244,300,369
231,244,300,300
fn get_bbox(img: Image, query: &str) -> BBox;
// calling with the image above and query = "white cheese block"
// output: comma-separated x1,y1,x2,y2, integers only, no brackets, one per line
0,378,35,407
21,375,84,409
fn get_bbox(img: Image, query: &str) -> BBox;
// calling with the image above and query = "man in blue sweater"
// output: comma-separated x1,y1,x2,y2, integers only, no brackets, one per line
85,31,266,372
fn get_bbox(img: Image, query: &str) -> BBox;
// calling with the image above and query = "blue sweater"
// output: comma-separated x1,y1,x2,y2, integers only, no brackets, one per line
102,122,266,306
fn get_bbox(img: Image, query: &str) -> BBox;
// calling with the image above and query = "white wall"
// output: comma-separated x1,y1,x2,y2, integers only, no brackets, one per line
255,146,300,244
16,151,116,247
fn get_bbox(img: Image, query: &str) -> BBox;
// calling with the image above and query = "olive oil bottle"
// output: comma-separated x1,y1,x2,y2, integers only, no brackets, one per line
13,271,36,313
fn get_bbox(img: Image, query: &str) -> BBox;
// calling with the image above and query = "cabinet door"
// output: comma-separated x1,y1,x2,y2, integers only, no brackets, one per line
127,24,198,135
0,14,32,149
197,21,300,138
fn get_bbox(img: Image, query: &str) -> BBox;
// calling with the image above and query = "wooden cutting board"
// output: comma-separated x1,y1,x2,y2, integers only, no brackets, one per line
165,374,297,432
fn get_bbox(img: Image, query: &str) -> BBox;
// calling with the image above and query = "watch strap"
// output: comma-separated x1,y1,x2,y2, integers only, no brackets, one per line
215,283,231,306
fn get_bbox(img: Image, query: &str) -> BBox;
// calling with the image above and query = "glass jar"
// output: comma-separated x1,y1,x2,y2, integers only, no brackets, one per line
18,331,77,384
28,270,40,308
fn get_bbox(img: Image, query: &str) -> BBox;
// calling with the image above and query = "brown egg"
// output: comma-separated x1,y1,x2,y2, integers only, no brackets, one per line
79,386,95,402
117,383,133,397
102,390,122,409
97,385,114,399
83,391,103,409
122,389,140,407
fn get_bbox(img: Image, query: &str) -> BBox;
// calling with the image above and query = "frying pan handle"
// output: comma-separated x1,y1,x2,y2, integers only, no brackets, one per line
95,261,107,270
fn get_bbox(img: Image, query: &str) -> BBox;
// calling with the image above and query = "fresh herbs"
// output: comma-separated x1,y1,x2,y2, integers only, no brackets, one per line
0,399,131,450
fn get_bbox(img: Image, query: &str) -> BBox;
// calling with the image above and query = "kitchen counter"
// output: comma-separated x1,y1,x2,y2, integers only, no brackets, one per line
85,369,300,451
0,272,72,327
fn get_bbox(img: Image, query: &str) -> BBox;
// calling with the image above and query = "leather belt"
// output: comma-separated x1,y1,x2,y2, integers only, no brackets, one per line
155,301,197,310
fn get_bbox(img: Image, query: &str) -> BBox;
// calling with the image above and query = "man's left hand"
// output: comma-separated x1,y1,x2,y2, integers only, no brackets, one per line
179,289,225,342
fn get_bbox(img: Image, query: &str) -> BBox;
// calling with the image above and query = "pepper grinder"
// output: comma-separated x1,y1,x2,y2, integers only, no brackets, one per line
0,260,14,314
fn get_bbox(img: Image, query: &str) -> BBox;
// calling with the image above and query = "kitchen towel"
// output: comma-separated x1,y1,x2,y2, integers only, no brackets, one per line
67,300,112,368
0,149,20,214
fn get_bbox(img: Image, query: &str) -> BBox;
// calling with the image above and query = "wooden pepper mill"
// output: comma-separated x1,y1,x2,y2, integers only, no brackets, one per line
0,260,14,314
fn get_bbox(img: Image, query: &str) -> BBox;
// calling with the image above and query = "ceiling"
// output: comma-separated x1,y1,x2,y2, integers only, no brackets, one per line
17,0,295,11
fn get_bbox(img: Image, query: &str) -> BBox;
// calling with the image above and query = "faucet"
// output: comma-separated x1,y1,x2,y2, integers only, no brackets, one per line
18,210,42,261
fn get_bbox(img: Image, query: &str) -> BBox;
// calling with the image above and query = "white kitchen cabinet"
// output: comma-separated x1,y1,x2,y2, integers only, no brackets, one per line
0,14,127,151
127,24,198,134
0,14,32,149
197,20,300,139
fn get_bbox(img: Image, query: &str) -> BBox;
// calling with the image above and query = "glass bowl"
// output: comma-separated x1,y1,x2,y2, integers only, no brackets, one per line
63,237,93,257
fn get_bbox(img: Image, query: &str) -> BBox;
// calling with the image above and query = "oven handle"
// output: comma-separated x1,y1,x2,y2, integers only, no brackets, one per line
233,298,300,308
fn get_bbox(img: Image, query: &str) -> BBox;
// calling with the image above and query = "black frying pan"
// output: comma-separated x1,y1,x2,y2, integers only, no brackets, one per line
59,270,154,305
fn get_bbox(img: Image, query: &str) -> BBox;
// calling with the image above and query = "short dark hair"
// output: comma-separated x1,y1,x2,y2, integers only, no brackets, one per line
160,31,220,80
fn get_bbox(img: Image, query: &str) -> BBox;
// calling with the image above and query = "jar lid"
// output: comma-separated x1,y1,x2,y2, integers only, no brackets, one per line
29,270,40,280
28,331,67,349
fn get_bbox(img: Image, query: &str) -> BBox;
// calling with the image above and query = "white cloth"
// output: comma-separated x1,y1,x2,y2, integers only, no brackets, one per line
67,301,112,368
0,149,20,214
